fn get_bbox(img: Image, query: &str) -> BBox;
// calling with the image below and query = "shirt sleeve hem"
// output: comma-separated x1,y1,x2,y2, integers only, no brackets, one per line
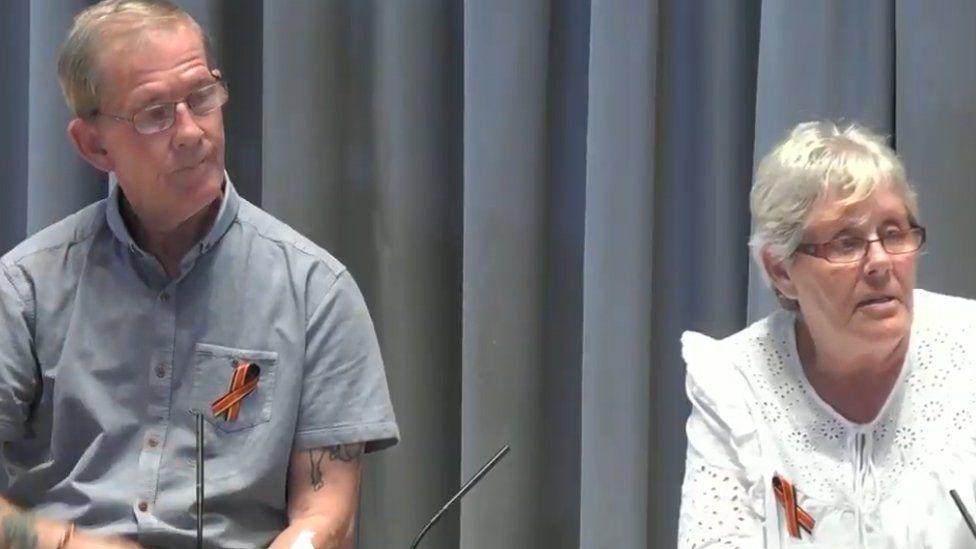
293,420,400,454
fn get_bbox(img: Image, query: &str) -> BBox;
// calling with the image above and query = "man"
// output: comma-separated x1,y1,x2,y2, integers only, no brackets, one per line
0,1,398,547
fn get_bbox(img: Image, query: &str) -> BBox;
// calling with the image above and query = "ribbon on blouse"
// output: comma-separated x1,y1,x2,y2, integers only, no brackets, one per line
211,361,260,421
772,474,815,539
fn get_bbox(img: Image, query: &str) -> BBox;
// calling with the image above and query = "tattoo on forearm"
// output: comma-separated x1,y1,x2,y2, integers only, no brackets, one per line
307,444,364,491
308,449,327,491
0,513,37,549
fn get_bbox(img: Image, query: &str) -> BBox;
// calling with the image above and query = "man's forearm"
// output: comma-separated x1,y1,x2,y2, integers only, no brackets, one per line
267,515,354,549
273,443,363,549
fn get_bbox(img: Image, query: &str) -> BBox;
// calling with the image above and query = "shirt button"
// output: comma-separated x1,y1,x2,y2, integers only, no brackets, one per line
147,437,159,448
138,501,148,512
160,293,170,302
155,364,167,378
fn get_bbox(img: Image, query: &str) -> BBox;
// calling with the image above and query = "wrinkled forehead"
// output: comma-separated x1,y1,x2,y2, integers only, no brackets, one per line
805,182,914,232
95,20,208,105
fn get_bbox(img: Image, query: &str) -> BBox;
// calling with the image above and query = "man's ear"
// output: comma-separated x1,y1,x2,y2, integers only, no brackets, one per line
67,118,113,173
762,246,799,300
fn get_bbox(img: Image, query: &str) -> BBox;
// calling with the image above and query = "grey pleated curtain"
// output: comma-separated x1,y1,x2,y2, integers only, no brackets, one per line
3,1,976,548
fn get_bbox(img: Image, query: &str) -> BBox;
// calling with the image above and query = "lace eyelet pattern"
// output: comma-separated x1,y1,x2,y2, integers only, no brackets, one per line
678,291,976,548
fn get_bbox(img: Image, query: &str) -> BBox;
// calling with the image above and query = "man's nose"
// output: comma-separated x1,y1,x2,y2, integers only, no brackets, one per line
171,102,204,147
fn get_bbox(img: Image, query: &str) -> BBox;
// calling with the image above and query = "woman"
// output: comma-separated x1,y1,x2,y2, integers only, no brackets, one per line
678,121,976,548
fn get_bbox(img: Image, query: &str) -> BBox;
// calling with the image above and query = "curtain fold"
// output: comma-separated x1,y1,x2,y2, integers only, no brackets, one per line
649,1,761,545
359,2,463,547
0,2,30,254
580,1,655,547
3,1,975,548
895,0,976,295
26,0,103,235
461,2,562,546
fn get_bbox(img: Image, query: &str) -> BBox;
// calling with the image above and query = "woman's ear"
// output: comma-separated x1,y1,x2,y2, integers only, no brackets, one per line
67,118,114,173
762,246,799,300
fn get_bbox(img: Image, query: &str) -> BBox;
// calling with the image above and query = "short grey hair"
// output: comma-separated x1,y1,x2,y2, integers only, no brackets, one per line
749,120,918,289
57,0,216,118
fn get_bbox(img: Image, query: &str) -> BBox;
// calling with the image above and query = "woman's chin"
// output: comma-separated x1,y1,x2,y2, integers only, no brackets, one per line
853,314,912,343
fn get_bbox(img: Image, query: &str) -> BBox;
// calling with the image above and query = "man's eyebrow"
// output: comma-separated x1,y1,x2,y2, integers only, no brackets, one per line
128,75,217,110
127,84,170,109
135,93,165,107
188,75,217,89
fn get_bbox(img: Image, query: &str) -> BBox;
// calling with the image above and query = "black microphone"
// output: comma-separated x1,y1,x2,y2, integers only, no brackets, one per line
950,489,976,540
195,412,205,549
409,445,510,549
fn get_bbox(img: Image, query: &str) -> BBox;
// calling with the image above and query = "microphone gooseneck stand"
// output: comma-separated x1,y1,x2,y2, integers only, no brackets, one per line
195,412,205,549
950,489,976,540
409,445,511,549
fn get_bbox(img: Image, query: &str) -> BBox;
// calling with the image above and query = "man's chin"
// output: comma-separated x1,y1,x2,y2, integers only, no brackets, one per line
168,164,223,196
167,191,223,233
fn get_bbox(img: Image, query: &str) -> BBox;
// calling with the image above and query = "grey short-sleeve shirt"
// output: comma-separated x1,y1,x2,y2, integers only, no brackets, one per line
0,177,399,548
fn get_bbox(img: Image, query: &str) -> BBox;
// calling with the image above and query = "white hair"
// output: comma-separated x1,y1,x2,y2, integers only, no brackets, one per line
749,121,918,295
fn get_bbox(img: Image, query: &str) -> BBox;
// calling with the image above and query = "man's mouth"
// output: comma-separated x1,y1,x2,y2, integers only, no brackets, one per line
173,150,212,174
858,295,896,307
172,160,203,174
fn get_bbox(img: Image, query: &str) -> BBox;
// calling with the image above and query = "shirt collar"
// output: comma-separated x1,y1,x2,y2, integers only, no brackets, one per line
105,171,241,255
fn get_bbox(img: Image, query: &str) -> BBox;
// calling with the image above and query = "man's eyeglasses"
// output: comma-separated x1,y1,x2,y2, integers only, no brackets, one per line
794,227,926,263
92,79,229,135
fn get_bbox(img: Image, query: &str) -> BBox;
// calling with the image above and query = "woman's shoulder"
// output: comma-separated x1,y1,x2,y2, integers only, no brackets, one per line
682,309,792,373
681,330,742,402
914,287,976,310
913,288,976,332
681,311,791,405
908,290,976,399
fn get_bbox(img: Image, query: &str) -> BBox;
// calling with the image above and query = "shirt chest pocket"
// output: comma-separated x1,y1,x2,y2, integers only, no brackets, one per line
190,343,279,433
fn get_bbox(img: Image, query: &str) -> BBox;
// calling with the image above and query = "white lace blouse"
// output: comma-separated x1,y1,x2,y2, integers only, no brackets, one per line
678,290,976,548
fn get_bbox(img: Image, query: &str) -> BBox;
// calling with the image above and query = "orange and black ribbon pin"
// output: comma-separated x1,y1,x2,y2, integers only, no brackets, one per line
772,474,815,539
211,361,260,421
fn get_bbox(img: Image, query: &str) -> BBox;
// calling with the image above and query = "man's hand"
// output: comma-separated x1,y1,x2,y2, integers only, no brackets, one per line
0,496,142,549
267,443,364,549
62,530,142,548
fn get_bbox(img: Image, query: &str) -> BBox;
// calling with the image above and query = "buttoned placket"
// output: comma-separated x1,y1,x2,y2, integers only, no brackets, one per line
103,176,235,538
133,280,178,531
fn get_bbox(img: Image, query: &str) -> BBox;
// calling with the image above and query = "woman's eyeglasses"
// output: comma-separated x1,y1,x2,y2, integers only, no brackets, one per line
794,227,926,263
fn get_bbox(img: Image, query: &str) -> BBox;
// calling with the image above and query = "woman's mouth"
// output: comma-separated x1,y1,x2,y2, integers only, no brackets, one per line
859,296,895,307
856,295,901,316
